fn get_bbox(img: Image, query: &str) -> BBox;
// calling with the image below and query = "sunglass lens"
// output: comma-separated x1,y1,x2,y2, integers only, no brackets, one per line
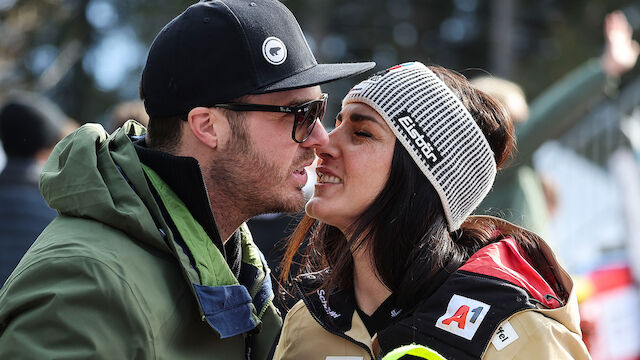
294,99,325,142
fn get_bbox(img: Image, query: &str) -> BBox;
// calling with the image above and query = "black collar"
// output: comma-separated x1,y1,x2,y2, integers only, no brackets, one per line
294,265,454,336
356,294,403,337
295,270,357,333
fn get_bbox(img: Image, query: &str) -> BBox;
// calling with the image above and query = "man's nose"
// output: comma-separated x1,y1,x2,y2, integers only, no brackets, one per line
300,121,329,148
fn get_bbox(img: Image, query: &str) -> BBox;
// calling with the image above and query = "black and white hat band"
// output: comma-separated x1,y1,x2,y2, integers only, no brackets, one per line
343,62,496,231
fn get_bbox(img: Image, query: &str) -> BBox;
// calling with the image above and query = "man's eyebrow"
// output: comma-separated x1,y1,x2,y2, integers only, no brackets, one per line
284,96,316,107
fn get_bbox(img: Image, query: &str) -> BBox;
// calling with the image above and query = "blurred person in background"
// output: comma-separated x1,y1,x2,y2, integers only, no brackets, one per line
0,142,5,172
473,11,639,238
0,1,373,359
0,92,76,284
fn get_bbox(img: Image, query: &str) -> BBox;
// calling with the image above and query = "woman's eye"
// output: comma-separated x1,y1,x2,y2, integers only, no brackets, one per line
354,131,372,138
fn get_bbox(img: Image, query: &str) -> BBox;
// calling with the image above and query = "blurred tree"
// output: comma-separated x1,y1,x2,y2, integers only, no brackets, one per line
0,0,191,123
0,0,95,121
0,0,637,125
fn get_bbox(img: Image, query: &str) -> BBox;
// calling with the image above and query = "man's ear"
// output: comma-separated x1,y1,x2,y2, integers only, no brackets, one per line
187,107,230,149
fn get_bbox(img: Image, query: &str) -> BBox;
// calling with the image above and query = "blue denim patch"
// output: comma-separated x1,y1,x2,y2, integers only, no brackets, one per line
194,284,257,338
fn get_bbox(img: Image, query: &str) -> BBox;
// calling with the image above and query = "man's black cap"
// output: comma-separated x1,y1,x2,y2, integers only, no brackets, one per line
141,0,375,118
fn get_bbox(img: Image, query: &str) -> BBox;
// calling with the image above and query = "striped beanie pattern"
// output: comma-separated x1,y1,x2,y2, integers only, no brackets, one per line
342,62,496,231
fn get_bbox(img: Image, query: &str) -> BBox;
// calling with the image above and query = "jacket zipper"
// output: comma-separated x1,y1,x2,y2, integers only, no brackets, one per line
295,283,375,360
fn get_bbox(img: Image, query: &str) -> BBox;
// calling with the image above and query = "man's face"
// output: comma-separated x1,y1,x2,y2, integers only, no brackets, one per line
209,86,328,215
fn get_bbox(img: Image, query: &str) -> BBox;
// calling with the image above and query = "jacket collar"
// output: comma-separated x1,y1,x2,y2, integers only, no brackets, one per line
295,270,357,333
133,138,227,257
294,271,383,358
294,265,452,336
141,161,277,338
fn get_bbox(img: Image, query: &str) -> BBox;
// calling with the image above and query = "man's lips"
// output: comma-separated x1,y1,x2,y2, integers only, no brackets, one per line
293,160,314,174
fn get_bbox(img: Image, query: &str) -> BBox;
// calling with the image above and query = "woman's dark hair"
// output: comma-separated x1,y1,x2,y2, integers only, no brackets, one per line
280,66,566,310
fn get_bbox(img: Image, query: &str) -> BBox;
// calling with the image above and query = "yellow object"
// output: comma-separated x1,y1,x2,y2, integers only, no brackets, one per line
382,344,447,360
573,275,595,303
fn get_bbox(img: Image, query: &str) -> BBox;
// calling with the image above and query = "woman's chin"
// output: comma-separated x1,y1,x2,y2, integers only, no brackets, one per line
305,198,347,230
305,199,337,226
305,199,323,220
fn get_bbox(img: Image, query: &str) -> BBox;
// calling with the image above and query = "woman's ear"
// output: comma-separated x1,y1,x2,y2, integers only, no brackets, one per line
187,107,230,149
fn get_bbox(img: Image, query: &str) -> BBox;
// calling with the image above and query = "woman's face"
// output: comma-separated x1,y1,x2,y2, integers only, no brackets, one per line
306,102,397,232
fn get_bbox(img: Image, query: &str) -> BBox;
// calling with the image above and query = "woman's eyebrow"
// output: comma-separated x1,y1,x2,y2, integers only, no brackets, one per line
337,111,384,126
350,113,382,124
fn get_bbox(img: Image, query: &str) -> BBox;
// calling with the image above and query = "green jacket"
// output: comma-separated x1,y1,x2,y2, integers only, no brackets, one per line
0,121,282,359
478,59,613,235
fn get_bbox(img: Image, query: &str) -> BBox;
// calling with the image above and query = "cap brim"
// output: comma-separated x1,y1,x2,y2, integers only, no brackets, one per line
251,62,376,94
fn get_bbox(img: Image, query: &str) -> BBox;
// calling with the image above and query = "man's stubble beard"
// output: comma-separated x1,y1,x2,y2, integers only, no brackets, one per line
208,129,313,217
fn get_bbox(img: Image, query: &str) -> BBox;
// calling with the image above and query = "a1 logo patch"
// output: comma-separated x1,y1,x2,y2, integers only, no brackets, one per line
435,294,490,340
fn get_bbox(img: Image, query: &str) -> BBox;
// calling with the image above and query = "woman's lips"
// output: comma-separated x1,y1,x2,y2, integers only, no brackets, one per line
316,167,342,184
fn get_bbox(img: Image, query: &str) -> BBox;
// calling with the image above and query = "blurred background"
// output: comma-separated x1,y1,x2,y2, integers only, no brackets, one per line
2,1,640,358
1,0,638,127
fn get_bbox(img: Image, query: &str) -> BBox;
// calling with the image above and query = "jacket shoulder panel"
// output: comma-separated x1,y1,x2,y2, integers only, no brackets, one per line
483,310,591,360
40,123,166,250
459,237,561,308
377,270,539,360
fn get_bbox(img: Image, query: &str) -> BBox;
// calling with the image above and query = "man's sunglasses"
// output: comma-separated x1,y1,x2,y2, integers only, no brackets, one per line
212,93,327,143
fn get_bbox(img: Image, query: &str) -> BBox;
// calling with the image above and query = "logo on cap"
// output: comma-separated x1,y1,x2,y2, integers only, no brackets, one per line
262,36,287,65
